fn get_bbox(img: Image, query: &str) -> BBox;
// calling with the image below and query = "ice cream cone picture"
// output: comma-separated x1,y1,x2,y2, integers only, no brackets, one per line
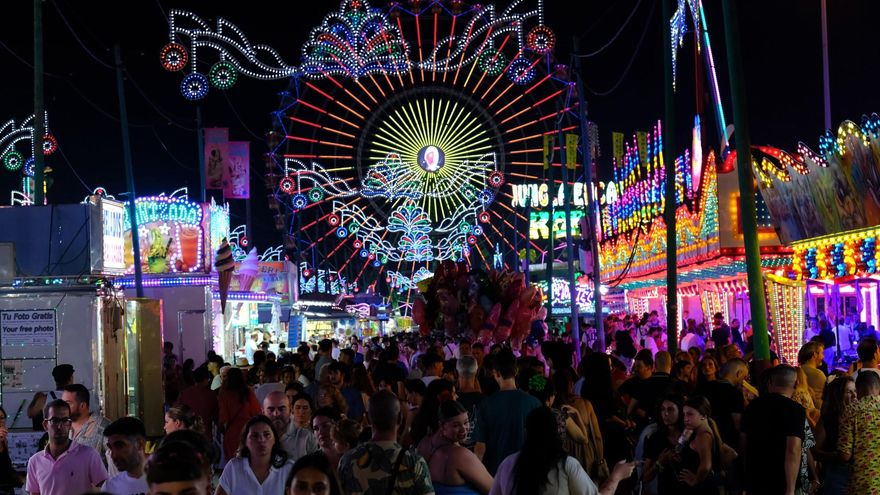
215,238,235,313
237,247,259,292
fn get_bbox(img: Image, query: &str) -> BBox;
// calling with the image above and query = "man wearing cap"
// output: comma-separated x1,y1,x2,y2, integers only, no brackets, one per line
26,364,74,431
711,312,731,350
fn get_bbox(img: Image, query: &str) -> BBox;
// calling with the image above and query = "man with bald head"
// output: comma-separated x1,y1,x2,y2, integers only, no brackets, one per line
339,390,434,495
703,358,748,450
262,390,317,462
743,365,805,495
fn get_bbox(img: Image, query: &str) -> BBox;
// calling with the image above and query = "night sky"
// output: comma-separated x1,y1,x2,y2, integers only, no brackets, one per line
1,0,879,251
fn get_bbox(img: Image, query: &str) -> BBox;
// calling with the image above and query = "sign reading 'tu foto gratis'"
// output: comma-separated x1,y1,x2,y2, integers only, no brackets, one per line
0,310,56,347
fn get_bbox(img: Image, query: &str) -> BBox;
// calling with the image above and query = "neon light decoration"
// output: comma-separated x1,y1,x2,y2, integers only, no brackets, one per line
209,61,238,89
298,262,348,295
765,273,805,365
301,0,409,79
123,194,205,274
160,42,188,71
599,121,717,282
535,277,608,316
180,72,209,100
791,225,880,281
168,0,579,304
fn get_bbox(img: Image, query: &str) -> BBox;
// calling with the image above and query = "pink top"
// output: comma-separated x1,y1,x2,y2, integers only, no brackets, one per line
26,441,108,495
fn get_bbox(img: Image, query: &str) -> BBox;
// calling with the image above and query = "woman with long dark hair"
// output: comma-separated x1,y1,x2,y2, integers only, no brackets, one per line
409,379,455,447
552,370,604,478
217,415,293,495
813,375,856,495
489,407,633,495
670,396,723,494
641,395,685,495
415,400,492,494
219,367,262,461
579,353,631,467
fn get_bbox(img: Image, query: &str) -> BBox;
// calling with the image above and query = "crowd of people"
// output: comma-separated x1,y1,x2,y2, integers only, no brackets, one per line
0,309,878,495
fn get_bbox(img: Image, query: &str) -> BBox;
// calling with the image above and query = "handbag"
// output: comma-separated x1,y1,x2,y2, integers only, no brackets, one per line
582,403,609,483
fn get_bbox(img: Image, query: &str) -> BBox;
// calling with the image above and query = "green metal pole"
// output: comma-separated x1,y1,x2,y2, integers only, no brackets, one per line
558,130,581,361
115,45,144,298
721,0,770,361
662,0,678,354
33,0,45,205
572,42,604,352
196,106,206,203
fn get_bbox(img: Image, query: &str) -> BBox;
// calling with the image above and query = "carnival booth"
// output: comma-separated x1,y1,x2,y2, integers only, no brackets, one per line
213,249,292,363
117,192,231,364
598,119,790,347
758,114,880,365
0,197,168,458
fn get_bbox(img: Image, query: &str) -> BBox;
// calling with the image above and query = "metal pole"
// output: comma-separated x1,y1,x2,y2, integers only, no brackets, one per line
572,44,604,352
524,195,531,284
115,45,144,298
662,0,678,354
559,130,581,361
820,0,832,131
721,0,771,361
33,0,45,205
196,106,206,203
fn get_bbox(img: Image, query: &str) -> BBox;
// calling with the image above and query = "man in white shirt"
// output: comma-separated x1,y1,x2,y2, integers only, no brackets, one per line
836,316,855,354
680,328,705,352
102,417,148,495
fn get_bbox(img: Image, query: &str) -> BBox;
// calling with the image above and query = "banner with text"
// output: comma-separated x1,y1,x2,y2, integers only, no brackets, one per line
0,309,56,347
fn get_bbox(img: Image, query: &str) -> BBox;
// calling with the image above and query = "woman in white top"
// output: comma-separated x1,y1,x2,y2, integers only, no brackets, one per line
217,415,294,495
489,406,634,495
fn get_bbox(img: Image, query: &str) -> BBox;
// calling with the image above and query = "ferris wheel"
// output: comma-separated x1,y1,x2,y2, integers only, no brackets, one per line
272,0,580,296
163,0,583,305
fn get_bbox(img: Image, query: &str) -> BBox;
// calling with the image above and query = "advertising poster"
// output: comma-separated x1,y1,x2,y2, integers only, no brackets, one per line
224,141,250,199
204,128,229,190
0,310,56,347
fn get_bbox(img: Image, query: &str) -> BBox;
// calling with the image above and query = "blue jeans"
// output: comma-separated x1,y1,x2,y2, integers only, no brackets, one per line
821,461,849,495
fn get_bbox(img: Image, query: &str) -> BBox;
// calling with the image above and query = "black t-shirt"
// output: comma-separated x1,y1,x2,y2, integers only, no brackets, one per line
644,427,680,494
701,380,744,448
743,394,806,495
615,330,637,358
711,325,730,349
638,373,672,419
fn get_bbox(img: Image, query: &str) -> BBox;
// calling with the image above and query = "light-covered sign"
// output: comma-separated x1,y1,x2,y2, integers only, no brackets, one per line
510,182,593,209
529,210,585,240
0,309,56,347
536,279,608,315
123,196,206,274
101,199,126,273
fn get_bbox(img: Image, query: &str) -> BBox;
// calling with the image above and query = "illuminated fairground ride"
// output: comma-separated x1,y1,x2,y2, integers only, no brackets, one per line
161,0,584,310
276,0,581,306
595,0,809,362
